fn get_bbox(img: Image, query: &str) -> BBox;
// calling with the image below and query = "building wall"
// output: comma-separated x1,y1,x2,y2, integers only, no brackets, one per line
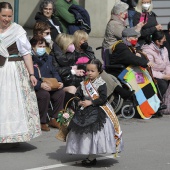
8,0,170,37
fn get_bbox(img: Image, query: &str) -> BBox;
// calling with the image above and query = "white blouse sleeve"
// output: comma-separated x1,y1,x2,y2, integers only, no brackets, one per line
16,33,32,56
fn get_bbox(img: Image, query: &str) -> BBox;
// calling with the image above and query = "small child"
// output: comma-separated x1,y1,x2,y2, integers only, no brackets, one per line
66,59,123,166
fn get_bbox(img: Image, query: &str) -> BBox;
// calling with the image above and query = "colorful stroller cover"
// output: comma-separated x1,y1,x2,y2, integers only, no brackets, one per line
118,66,160,119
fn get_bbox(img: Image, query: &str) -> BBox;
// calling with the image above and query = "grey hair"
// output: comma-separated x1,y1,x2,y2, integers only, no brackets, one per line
39,0,56,14
111,2,129,15
135,0,153,13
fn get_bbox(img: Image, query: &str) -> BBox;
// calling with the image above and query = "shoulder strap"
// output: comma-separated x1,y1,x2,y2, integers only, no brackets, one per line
111,40,123,52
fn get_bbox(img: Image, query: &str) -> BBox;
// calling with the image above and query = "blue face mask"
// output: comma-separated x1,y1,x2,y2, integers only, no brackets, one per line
36,47,46,56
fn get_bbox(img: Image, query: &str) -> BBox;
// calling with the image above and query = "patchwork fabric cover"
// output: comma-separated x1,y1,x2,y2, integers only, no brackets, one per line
118,66,160,119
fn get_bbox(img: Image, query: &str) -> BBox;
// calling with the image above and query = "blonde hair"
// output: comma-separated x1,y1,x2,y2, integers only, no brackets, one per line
73,30,88,49
56,33,74,53
135,0,153,13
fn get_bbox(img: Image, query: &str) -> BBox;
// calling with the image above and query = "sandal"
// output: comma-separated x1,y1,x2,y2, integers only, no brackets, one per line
82,158,97,166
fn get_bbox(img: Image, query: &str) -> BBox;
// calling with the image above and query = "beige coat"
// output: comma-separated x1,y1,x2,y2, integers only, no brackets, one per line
102,15,126,49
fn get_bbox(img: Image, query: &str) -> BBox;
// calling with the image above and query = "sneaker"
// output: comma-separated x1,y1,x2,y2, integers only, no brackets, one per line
41,124,50,131
48,118,60,128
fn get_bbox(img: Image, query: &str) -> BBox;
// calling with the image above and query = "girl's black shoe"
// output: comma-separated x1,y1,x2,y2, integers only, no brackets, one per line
82,158,97,166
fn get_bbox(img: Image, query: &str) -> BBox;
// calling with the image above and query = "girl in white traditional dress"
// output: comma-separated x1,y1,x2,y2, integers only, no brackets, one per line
0,2,41,143
66,59,123,166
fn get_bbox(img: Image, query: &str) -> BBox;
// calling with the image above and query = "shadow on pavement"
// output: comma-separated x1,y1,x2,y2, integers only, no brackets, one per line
46,145,119,168
0,142,37,153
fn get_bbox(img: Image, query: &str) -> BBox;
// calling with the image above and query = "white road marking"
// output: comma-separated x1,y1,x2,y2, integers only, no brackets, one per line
25,155,120,170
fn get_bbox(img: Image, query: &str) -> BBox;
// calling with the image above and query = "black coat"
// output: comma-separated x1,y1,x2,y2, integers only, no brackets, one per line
133,11,157,45
35,12,63,41
109,41,148,68
51,43,95,87
68,4,91,34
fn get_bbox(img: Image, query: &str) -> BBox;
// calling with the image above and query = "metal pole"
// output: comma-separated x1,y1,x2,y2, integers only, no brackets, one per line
14,0,19,23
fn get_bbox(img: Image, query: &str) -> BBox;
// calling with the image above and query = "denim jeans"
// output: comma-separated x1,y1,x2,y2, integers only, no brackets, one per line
128,10,136,28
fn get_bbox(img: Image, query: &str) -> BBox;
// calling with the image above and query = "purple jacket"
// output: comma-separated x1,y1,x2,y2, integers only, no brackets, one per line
142,42,170,79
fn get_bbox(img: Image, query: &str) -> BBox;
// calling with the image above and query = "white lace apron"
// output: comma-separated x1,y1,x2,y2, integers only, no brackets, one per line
0,23,29,137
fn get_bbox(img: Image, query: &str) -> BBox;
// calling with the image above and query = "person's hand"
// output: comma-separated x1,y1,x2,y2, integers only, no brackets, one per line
81,100,92,108
41,82,51,91
136,53,141,57
147,61,154,67
71,65,77,70
135,21,145,32
155,24,162,31
162,75,170,80
30,76,37,86
58,82,63,89
75,69,85,76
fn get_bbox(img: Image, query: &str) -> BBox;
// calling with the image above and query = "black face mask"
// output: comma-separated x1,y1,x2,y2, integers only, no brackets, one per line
80,42,88,50
160,41,166,48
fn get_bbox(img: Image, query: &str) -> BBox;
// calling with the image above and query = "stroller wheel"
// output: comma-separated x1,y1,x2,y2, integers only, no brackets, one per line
121,105,135,119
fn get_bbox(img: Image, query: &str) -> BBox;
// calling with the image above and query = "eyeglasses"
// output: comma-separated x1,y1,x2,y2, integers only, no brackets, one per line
43,31,51,35
43,8,53,11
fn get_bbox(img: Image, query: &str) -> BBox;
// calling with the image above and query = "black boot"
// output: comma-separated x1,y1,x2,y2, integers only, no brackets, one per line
114,85,134,100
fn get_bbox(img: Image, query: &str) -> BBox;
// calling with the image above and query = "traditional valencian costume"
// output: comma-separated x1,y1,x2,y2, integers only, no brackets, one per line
66,76,123,155
0,22,41,143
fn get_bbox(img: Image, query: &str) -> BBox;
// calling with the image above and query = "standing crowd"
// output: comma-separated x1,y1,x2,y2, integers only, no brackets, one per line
0,0,170,167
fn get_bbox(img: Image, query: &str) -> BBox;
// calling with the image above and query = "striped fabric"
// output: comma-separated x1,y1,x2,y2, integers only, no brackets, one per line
118,66,160,119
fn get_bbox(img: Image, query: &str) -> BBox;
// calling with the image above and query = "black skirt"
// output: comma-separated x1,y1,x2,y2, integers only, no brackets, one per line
68,105,107,134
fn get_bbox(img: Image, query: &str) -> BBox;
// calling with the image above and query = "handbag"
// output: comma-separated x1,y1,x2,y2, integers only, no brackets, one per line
37,66,60,91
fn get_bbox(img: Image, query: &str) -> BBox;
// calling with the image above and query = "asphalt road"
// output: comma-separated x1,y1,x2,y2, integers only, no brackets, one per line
0,115,170,170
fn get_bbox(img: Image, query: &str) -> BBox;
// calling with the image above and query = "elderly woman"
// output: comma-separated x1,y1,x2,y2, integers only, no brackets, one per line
102,1,143,49
35,0,62,41
109,27,161,119
133,0,162,45
102,1,129,49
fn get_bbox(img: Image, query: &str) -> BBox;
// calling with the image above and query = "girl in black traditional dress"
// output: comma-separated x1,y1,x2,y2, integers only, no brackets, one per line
66,59,123,166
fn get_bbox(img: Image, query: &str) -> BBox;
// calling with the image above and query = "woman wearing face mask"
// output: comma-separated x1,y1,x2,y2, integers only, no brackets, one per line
142,30,170,97
52,33,85,88
33,21,53,54
102,1,143,49
110,28,161,119
30,36,65,131
73,30,95,69
110,27,153,68
52,33,86,107
133,0,162,45
35,0,62,41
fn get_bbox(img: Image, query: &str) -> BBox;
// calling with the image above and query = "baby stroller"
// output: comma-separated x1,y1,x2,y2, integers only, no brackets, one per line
96,46,165,119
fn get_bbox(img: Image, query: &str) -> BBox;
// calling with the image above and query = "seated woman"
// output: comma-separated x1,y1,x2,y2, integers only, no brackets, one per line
30,36,65,131
33,21,53,54
35,0,62,41
102,1,143,50
142,30,170,97
73,30,95,67
110,27,161,119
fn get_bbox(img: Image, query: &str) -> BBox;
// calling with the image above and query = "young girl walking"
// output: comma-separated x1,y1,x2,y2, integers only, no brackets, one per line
66,59,123,166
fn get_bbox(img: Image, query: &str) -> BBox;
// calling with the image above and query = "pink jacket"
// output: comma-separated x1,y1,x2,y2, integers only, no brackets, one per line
142,43,170,79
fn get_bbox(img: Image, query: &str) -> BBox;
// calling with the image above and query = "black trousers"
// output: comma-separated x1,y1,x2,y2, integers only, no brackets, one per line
36,89,65,123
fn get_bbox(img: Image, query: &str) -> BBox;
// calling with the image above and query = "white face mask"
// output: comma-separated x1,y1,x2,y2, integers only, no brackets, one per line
44,34,52,44
142,3,151,11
